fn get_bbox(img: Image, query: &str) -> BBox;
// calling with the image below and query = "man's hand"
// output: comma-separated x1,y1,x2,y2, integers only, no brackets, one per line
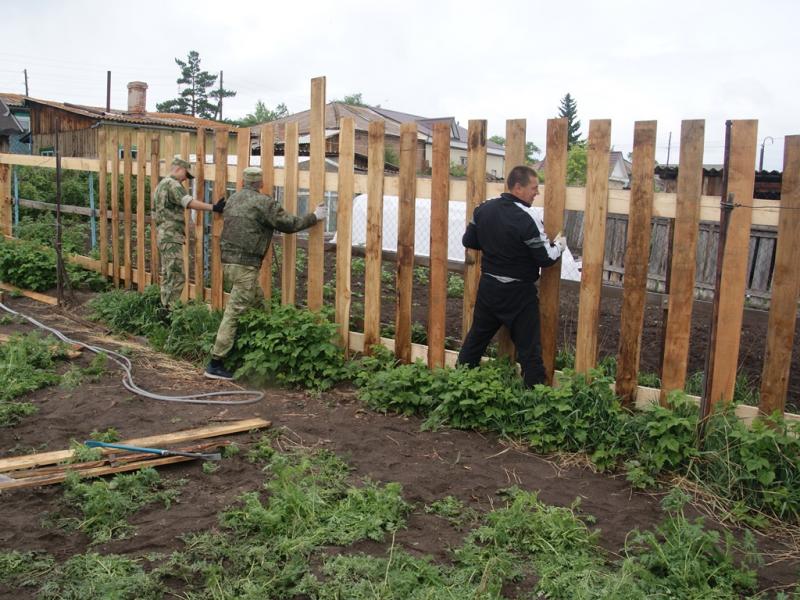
554,235,567,253
212,198,226,214
314,203,328,221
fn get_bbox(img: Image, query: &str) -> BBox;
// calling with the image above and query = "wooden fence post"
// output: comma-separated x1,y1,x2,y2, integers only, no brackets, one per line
110,128,120,287
211,129,227,310
363,120,385,351
708,120,758,404
539,118,568,385
180,132,191,302
463,119,486,339
575,119,611,373
395,122,418,363
307,76,326,311
97,128,108,279
259,123,275,302
759,135,800,415
194,129,206,301
136,130,147,290
122,131,133,289
428,122,450,368
336,117,355,355
660,120,705,404
149,136,160,285
235,128,250,192
498,118,527,359
282,121,299,306
615,121,657,405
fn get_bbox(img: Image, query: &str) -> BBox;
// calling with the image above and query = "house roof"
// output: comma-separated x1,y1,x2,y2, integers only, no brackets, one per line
263,101,504,151
0,93,27,108
0,97,25,135
23,97,227,130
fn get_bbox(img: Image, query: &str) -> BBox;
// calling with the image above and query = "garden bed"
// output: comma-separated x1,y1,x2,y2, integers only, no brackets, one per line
1,294,798,598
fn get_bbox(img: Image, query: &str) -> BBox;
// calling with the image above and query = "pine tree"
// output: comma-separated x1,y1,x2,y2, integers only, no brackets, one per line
156,51,233,119
558,93,582,148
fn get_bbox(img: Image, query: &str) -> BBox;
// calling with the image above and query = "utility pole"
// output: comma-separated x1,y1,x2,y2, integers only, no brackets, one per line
665,131,672,166
759,136,774,171
218,70,224,121
23,69,29,96
106,71,111,112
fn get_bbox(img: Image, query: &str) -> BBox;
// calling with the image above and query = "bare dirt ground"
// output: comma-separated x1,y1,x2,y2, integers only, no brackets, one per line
1,294,798,598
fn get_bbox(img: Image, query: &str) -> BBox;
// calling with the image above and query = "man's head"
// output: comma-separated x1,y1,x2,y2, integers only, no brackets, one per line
242,166,263,190
170,156,194,181
507,165,539,204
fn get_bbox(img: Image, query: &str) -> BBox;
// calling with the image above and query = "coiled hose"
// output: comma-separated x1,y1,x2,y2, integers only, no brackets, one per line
0,301,263,405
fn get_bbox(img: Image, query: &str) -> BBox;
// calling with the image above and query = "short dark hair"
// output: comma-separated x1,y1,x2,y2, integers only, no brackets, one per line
506,165,538,190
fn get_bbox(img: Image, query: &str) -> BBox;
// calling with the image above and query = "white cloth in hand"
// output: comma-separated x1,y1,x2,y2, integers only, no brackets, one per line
554,235,567,254
314,203,328,221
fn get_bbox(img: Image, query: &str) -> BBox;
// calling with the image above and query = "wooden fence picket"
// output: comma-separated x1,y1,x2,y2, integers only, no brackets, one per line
282,121,299,306
395,122,418,363
259,123,275,302
363,120,385,352
307,76,326,311
335,117,355,355
462,119,486,338
428,122,450,368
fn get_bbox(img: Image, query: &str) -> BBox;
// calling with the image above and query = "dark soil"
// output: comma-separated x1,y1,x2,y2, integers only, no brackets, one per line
1,295,798,598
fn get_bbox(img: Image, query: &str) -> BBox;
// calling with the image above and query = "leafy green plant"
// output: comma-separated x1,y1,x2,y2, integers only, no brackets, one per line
0,332,65,426
89,285,162,336
37,553,162,600
381,266,394,286
0,550,55,589
413,265,429,285
0,238,57,291
57,468,183,543
425,495,479,530
16,213,87,254
351,257,366,276
61,352,108,390
447,273,464,298
231,304,346,390
202,461,219,474
150,301,222,364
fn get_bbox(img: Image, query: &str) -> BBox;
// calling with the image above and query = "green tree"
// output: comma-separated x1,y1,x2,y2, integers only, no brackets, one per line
335,92,366,106
235,100,290,127
384,147,399,166
156,51,233,119
566,143,587,186
558,93,581,148
489,136,540,165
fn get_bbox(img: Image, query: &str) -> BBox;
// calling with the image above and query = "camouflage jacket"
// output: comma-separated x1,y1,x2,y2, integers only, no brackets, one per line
154,175,192,244
221,186,318,267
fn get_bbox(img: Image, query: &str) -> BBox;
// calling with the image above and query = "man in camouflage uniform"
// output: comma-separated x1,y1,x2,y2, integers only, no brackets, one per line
205,166,328,380
154,156,224,309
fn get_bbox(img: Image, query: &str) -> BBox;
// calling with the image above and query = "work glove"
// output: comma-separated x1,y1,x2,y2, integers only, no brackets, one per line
314,203,328,221
212,198,226,214
554,235,567,254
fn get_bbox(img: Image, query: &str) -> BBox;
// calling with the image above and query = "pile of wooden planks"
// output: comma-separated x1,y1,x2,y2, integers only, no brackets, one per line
0,418,270,491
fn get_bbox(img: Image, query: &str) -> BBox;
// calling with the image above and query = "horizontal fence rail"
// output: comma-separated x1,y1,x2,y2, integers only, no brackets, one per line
1,77,799,423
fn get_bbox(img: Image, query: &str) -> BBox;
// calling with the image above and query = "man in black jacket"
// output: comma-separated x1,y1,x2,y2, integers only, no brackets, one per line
457,165,566,386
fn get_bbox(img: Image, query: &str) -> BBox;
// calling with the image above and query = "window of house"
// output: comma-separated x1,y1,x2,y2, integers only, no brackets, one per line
460,156,467,166
40,146,54,156
491,169,497,177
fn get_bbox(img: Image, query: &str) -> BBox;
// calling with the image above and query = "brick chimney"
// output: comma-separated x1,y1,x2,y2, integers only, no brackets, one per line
127,81,148,114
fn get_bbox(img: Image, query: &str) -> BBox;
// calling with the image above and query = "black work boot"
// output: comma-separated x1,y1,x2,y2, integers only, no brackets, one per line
204,358,234,381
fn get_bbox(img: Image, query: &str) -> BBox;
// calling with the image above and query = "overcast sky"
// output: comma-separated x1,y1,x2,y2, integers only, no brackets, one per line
2,0,796,169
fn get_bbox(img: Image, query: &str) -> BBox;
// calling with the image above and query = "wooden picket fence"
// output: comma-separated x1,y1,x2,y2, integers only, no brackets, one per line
1,76,799,423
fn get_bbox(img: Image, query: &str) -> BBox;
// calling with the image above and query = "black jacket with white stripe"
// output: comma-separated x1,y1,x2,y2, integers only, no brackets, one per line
462,193,561,282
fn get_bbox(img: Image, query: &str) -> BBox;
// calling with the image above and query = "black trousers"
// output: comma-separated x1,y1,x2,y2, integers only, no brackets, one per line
457,274,545,387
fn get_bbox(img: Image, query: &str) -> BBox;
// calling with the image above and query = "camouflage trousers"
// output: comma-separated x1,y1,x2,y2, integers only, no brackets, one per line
159,242,185,308
211,264,264,359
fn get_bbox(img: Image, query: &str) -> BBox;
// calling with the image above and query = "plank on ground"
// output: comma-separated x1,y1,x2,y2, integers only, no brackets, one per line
428,122,450,368
394,123,418,363
575,120,612,373
615,120,657,405
660,120,705,403
0,418,271,473
335,117,355,354
462,120,486,338
759,135,800,415
363,120,385,351
539,118,568,384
